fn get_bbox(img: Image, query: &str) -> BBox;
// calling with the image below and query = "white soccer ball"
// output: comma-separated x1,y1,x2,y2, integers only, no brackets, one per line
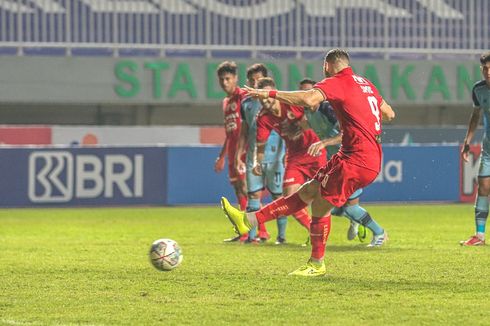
149,238,183,271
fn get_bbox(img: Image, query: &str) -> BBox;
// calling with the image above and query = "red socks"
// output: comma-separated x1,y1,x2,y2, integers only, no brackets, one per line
255,192,308,224
238,195,247,211
292,208,311,231
310,215,332,261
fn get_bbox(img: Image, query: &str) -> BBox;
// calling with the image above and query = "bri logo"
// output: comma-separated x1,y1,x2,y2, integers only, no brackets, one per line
28,151,143,203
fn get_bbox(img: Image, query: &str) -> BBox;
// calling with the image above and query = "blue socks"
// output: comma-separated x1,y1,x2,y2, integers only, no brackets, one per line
277,217,287,239
474,195,489,236
344,204,384,236
271,195,287,239
246,198,261,240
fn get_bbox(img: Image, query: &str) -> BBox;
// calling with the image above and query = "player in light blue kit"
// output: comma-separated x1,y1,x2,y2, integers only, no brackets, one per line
461,52,490,246
236,64,288,244
299,78,386,246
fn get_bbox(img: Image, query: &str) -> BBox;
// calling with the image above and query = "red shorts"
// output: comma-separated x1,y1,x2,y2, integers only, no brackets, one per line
227,152,246,184
314,154,379,207
283,158,325,188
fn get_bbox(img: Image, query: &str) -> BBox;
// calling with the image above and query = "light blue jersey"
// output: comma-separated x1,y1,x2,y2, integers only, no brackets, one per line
472,80,490,177
305,101,340,159
241,96,285,195
306,101,363,200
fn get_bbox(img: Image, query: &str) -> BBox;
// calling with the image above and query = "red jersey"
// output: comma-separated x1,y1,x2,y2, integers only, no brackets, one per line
222,87,246,157
256,103,324,165
314,67,383,173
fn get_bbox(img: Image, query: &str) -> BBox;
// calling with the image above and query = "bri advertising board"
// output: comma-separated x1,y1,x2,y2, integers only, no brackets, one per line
0,147,167,207
0,145,477,207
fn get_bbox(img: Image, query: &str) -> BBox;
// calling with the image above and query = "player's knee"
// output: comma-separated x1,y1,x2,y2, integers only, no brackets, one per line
478,184,490,196
298,180,320,202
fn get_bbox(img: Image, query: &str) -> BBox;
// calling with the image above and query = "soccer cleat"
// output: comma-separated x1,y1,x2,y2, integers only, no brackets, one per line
221,197,251,236
244,238,260,245
258,230,270,242
347,221,359,241
275,237,286,245
288,260,326,277
357,224,367,242
223,233,249,243
367,231,388,247
460,235,485,246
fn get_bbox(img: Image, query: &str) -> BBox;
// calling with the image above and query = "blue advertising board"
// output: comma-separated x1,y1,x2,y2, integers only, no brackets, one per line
0,146,167,207
165,146,235,205
165,145,462,205
361,145,460,202
0,145,463,207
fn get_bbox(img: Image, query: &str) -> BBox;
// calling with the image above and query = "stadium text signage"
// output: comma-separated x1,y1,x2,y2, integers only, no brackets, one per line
0,57,481,106
113,59,481,105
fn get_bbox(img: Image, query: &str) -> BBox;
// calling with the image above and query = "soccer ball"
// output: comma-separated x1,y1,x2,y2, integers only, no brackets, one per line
149,238,183,271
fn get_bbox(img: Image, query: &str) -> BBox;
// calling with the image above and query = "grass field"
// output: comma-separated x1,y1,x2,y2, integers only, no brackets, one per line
1,204,489,325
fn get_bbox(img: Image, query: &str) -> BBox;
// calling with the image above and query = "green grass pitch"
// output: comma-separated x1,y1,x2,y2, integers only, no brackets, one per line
1,204,489,325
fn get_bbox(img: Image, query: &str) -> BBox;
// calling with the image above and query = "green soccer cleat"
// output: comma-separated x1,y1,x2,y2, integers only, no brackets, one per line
220,197,251,236
288,260,326,277
357,224,367,242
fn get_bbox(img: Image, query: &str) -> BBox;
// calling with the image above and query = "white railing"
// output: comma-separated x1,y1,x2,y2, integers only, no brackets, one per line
0,0,488,58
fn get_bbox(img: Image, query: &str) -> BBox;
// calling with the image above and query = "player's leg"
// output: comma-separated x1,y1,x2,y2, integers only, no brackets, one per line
344,196,386,246
282,165,312,231
232,178,248,211
289,180,332,276
244,165,268,243
264,161,287,244
245,190,262,243
461,177,490,246
223,164,249,242
329,189,366,242
220,178,318,236
461,151,490,246
283,183,311,230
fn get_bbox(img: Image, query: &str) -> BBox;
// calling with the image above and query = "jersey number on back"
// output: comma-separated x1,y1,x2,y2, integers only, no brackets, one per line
367,96,381,132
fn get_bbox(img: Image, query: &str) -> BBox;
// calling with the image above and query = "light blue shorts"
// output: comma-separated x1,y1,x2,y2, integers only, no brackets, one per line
246,161,284,196
349,188,363,200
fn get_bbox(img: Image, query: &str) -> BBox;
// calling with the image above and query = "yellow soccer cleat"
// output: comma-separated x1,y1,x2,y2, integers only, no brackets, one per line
220,197,251,236
288,260,327,277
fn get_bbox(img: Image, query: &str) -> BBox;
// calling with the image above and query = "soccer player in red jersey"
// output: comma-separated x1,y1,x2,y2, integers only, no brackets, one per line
214,61,248,242
221,49,395,276
254,77,326,238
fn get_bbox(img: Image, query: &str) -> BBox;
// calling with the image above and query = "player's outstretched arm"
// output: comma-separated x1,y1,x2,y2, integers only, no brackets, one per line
380,100,395,121
462,108,481,162
244,86,324,108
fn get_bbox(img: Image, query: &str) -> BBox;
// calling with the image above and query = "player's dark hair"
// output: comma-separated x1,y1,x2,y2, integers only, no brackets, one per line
247,63,268,79
216,61,238,76
257,77,276,89
480,52,490,65
324,48,350,64
299,78,317,86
